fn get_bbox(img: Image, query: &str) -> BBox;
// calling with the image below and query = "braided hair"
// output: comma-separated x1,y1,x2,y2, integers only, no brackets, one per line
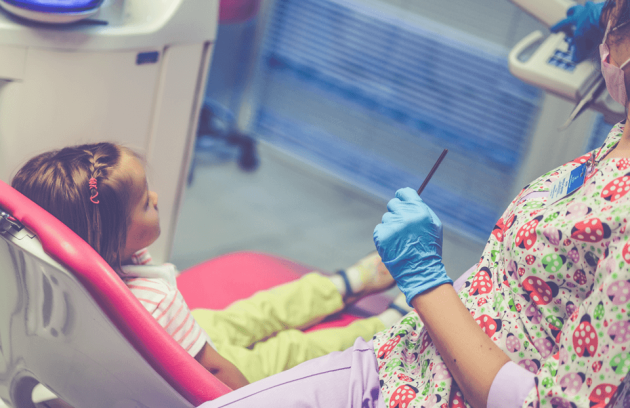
12,143,138,269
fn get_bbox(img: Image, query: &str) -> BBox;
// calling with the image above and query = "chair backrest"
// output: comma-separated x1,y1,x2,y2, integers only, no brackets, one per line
0,179,231,408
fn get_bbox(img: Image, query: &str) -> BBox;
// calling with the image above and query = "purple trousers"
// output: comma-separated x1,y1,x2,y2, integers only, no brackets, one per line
197,337,385,408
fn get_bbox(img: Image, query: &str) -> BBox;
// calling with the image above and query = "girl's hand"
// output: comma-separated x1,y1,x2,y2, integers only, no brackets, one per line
373,187,452,305
195,343,249,390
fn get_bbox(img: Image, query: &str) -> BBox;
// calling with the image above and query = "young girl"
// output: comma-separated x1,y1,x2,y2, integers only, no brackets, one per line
11,142,411,390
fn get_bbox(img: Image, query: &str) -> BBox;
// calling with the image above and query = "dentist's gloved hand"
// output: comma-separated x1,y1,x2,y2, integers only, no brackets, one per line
550,1,605,63
373,188,453,306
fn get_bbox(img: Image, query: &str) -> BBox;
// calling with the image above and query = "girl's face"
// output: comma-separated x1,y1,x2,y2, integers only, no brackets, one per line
119,152,160,264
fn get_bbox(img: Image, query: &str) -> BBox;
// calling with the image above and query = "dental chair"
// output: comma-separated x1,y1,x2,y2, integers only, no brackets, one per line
0,180,371,408
0,179,230,407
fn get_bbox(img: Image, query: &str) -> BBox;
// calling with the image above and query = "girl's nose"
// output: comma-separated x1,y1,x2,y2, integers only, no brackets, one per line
151,191,159,208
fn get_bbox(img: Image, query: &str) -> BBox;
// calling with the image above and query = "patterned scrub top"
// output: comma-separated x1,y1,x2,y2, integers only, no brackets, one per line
373,123,630,408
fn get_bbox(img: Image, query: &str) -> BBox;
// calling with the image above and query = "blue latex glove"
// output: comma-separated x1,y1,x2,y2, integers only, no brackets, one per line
373,188,452,305
550,1,605,63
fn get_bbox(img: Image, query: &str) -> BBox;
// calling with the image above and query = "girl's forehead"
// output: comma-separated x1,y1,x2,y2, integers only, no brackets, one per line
118,152,147,192
120,152,145,175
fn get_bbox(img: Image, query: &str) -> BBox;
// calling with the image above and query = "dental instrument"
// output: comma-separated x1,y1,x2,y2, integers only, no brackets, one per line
559,76,607,130
417,149,448,196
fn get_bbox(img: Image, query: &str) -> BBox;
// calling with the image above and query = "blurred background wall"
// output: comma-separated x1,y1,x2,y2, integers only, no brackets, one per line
172,0,614,279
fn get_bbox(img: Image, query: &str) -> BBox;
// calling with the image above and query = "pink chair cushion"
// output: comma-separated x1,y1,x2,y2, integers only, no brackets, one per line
177,252,363,331
178,252,311,310
0,180,230,405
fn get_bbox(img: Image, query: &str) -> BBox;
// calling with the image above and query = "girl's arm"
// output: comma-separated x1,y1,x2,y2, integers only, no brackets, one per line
194,343,250,390
411,284,511,408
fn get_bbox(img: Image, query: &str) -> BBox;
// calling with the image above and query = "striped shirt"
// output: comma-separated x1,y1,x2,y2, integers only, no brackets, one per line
121,249,212,357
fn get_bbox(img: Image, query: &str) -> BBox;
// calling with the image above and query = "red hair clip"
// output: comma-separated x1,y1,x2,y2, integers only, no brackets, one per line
88,178,100,204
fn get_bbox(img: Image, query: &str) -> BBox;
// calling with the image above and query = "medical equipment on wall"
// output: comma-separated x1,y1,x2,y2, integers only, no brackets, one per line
0,0,219,264
508,0,625,126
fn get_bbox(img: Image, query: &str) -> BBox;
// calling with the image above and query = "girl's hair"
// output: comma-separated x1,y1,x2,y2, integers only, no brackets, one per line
11,142,137,269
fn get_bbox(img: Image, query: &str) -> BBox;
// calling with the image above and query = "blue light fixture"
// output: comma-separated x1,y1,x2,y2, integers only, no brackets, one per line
0,0,105,23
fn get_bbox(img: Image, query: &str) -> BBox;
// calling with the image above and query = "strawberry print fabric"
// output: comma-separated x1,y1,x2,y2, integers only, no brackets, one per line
373,123,630,407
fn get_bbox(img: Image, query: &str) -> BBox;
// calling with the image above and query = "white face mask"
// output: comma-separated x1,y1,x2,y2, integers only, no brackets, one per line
600,20,630,107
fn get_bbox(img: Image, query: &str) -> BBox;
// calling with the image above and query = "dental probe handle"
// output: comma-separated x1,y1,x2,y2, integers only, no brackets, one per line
559,76,607,131
417,149,448,196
